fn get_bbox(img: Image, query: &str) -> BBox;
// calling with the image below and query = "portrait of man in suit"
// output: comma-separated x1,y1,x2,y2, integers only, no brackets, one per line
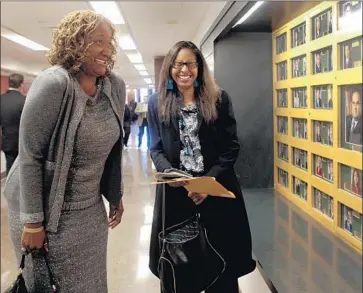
346,90,362,145
315,52,322,73
344,45,353,69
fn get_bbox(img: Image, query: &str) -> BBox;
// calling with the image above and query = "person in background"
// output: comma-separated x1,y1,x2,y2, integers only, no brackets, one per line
123,104,132,147
3,10,125,292
127,91,138,122
148,41,256,293
135,95,150,148
0,73,26,174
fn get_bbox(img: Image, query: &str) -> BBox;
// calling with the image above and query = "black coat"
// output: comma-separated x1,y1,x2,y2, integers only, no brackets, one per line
147,90,256,279
0,89,26,152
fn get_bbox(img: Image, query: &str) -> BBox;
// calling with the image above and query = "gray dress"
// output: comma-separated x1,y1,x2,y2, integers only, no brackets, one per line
8,80,120,292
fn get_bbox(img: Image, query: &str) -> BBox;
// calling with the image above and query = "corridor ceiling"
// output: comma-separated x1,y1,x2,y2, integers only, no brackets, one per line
1,1,227,87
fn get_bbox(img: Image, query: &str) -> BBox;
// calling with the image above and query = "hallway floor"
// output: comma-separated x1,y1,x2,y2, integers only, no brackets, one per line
1,131,273,293
1,128,362,292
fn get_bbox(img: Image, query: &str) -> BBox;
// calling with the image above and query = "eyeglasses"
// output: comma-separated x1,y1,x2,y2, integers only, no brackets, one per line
172,62,198,69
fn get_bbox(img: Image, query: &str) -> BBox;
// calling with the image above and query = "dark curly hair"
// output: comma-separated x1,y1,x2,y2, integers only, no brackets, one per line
47,10,117,75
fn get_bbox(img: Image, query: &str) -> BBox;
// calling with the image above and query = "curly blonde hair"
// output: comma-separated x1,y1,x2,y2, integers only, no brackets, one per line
47,10,117,75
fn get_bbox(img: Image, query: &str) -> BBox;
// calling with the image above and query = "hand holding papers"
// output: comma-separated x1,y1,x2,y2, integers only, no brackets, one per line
153,169,235,198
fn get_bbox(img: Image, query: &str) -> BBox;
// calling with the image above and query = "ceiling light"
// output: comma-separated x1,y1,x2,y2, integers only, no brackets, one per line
1,27,48,51
89,1,125,24
126,52,143,63
233,1,265,28
118,35,136,50
139,71,149,76
144,78,152,84
134,64,146,71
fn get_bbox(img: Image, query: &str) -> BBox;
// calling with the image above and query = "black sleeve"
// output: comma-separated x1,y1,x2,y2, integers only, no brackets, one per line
205,90,240,178
147,94,173,172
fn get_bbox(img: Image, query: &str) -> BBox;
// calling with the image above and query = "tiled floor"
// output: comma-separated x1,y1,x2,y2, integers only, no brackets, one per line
1,129,274,293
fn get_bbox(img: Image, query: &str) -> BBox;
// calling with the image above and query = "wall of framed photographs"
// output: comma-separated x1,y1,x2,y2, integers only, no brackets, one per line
273,1,362,253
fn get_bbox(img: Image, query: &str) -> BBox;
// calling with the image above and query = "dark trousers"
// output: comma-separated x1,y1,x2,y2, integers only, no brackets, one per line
159,274,239,293
124,127,131,146
4,150,18,175
138,119,150,147
205,274,239,293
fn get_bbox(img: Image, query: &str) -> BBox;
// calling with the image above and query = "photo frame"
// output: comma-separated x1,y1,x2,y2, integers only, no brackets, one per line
341,84,362,150
293,147,308,170
341,204,362,240
277,61,287,80
312,8,333,40
340,36,363,70
293,118,307,139
313,47,333,74
291,22,306,48
313,120,333,146
313,85,333,109
278,116,288,135
313,188,334,219
292,55,306,78
293,176,308,201
292,87,307,108
340,164,362,197
313,154,334,182
277,89,288,107
338,1,363,31
278,168,289,187
278,142,289,161
276,33,287,54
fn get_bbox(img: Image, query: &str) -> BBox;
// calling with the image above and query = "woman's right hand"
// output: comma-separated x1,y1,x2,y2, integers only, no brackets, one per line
168,180,189,188
21,223,47,253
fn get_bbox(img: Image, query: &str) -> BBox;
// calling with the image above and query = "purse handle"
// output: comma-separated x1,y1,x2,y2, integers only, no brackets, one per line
20,249,57,292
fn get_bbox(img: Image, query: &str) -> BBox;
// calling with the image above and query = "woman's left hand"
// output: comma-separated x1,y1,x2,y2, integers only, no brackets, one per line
108,200,124,229
188,192,208,205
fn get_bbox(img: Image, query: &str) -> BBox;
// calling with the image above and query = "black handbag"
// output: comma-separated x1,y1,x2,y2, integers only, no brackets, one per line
158,184,226,293
4,250,57,293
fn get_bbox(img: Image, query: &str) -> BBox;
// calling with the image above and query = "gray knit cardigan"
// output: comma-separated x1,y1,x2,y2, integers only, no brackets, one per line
3,66,126,232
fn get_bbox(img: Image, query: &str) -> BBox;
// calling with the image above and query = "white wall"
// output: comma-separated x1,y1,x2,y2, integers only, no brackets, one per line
192,2,227,47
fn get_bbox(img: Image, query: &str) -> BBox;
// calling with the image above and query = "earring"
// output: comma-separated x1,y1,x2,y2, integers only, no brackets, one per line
167,79,174,90
193,80,200,88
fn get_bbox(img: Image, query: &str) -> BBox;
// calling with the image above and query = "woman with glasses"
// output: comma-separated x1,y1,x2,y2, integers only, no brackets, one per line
148,41,256,293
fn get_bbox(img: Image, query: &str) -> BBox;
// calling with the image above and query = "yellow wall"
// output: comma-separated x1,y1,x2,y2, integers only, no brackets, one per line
272,1,363,253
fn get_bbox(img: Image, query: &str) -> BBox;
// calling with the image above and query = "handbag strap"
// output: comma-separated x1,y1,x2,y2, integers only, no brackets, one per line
20,250,57,292
161,183,166,251
43,250,57,292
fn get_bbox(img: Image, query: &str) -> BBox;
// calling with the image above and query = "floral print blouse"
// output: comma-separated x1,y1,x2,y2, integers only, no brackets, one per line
178,103,204,175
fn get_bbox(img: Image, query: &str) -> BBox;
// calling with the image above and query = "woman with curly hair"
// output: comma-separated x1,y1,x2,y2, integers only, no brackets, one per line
3,10,126,292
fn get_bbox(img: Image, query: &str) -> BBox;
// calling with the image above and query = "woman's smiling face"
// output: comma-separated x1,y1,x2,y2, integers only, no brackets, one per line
171,48,198,91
